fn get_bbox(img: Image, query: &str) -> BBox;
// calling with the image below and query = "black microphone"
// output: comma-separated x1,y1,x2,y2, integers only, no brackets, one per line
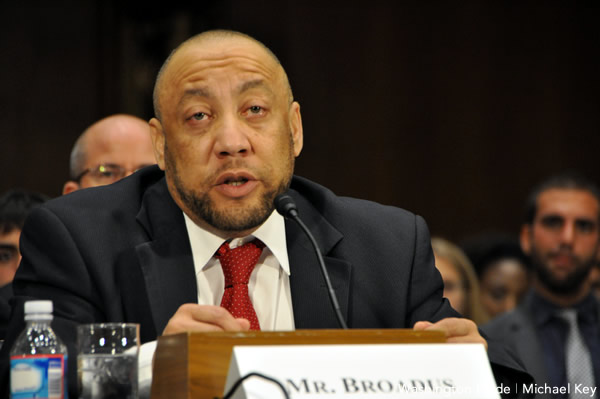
274,193,348,329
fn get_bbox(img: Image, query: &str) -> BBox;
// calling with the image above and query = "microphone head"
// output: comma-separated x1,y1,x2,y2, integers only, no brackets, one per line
274,193,298,218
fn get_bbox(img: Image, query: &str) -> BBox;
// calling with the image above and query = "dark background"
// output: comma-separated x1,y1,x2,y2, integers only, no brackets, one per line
2,1,599,243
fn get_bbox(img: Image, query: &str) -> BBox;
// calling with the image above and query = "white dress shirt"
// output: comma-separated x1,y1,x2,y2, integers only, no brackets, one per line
185,210,295,331
139,210,295,397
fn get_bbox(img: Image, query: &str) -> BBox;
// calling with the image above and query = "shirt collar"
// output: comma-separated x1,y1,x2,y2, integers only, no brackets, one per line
531,289,600,326
183,210,290,275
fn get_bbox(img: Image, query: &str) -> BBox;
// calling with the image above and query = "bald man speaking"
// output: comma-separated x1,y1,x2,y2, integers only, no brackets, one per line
0,31,530,397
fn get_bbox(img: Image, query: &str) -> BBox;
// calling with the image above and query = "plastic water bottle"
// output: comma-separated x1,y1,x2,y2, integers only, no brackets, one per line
10,300,68,399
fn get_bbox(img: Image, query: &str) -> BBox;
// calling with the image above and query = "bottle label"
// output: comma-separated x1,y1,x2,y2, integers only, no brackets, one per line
10,354,67,399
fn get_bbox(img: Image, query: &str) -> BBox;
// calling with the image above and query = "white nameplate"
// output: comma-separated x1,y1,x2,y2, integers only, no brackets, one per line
224,344,500,399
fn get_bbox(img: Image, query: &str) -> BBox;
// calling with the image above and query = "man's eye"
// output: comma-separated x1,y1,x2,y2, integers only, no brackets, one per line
100,170,116,178
0,250,15,263
576,220,597,234
540,216,563,229
93,165,119,179
192,112,206,121
98,168,116,178
248,106,263,114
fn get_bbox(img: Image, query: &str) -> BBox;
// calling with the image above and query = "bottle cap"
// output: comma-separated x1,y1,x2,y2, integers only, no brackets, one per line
24,300,53,320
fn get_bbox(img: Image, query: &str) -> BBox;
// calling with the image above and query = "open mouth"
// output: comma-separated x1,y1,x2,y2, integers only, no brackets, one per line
214,172,258,198
223,177,249,186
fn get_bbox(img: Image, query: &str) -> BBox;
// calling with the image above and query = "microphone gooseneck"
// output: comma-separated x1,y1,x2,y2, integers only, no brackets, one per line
274,193,348,329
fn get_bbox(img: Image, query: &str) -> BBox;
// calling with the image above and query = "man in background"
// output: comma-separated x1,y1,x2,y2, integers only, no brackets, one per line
62,114,156,194
0,190,49,288
0,189,48,339
483,173,600,398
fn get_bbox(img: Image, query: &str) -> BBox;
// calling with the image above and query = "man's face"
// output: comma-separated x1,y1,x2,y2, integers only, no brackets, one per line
0,228,21,286
521,189,600,295
63,116,157,194
79,125,156,189
150,37,303,237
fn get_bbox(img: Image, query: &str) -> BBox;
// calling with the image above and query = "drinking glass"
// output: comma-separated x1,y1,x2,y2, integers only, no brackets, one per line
77,323,139,399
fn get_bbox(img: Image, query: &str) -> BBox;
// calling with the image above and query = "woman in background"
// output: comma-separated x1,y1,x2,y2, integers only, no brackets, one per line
431,237,489,325
461,233,531,319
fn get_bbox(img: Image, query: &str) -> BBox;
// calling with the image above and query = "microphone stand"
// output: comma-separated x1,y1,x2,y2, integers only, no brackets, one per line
275,194,348,329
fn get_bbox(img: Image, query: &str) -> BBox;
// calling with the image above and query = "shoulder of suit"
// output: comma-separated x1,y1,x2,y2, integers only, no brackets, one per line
481,305,533,337
290,175,418,221
42,166,165,216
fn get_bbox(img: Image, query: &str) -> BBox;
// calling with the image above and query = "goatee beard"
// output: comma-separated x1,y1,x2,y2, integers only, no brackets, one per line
532,250,594,295
166,149,293,234
163,128,296,234
177,178,289,233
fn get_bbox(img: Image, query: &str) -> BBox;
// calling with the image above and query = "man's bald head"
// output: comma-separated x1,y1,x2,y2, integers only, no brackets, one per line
152,30,293,121
63,114,156,194
69,114,152,178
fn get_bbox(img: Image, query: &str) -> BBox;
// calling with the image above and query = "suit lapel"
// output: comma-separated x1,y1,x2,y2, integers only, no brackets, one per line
131,175,354,332
512,297,549,387
286,189,352,329
135,179,197,334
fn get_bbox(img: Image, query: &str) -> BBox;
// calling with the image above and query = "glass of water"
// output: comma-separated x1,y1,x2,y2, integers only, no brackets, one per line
77,323,140,399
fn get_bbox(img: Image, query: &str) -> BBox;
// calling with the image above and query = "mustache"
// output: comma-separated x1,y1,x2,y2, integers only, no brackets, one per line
548,249,576,259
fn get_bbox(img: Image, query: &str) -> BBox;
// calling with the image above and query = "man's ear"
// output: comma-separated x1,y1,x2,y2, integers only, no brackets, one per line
62,181,80,195
289,102,303,157
520,224,532,255
149,118,166,170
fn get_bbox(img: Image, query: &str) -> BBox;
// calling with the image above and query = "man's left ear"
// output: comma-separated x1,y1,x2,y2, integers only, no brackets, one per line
289,102,303,157
149,118,166,170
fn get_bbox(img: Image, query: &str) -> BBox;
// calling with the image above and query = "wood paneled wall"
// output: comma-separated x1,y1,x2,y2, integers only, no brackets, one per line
2,1,599,242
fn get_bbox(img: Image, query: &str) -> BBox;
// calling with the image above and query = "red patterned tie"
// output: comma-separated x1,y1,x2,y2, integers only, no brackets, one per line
216,239,265,330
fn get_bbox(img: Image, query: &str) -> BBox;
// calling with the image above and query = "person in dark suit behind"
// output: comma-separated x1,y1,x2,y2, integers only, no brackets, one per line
0,30,528,397
483,172,600,398
0,189,49,341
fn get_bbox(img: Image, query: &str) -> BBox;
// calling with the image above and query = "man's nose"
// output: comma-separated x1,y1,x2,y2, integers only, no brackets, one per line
504,295,517,313
213,114,251,157
559,223,576,246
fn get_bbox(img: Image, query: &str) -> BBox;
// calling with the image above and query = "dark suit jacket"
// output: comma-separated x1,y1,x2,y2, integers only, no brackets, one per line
482,292,600,399
0,167,528,396
483,295,548,398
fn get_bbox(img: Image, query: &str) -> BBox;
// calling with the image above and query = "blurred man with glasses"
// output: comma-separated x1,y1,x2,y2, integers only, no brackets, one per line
62,114,156,194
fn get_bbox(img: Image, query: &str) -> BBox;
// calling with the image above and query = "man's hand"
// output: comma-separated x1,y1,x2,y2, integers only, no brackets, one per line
162,303,250,335
413,317,487,350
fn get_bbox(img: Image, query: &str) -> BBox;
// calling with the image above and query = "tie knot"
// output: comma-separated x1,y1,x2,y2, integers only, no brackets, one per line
217,239,265,285
557,308,579,326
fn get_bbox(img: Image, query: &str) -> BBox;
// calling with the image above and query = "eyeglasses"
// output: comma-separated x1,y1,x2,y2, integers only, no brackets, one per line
0,244,18,264
74,163,152,184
